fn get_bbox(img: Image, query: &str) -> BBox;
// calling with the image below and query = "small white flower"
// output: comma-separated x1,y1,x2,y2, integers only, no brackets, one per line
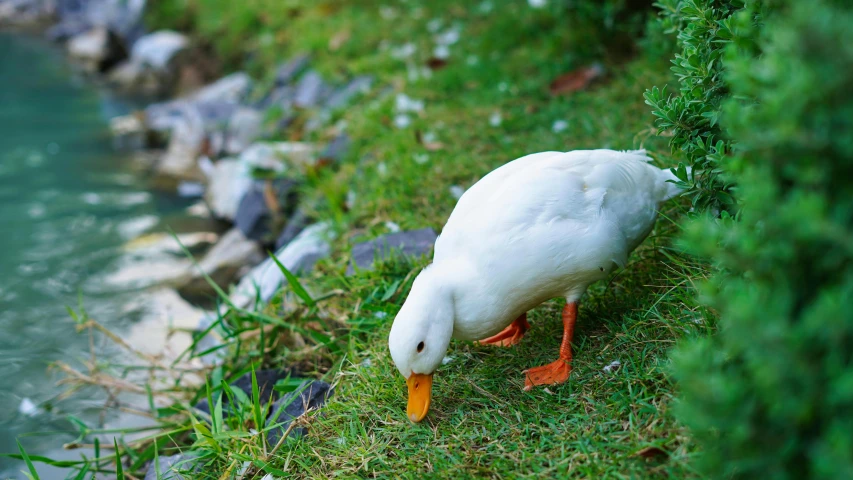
427,18,443,33
360,358,373,368
528,0,547,8
414,153,430,165
379,6,396,19
374,311,388,319
603,360,621,373
435,27,461,46
467,55,480,66
449,185,465,199
394,114,412,129
489,112,503,127
385,221,401,232
478,0,494,13
391,43,416,59
498,82,508,92
441,355,454,365
346,190,357,209
433,44,451,60
422,131,438,143
395,93,424,113
552,119,569,133
377,162,388,177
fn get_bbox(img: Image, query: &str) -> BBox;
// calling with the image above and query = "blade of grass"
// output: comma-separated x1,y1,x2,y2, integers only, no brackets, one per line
17,440,40,480
269,250,315,306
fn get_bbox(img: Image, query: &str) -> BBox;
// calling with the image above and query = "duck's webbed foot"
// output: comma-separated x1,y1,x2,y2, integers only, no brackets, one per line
522,302,577,391
477,313,529,347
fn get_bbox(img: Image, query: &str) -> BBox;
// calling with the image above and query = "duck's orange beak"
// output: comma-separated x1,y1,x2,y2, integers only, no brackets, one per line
406,372,433,422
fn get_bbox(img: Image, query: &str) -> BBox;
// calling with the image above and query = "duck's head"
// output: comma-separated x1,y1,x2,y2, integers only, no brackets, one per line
388,267,454,423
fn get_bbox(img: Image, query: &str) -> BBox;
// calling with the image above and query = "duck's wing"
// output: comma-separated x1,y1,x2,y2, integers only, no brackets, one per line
433,150,677,262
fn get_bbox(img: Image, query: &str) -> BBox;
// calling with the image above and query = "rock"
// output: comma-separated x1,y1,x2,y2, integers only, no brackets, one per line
0,0,54,27
348,228,438,275
108,60,162,94
319,134,350,164
275,209,311,250
234,178,299,241
231,222,332,308
66,26,127,72
176,181,205,198
107,30,190,95
293,70,324,108
131,30,189,71
156,105,205,180
204,159,251,220
275,54,310,86
240,141,316,173
190,71,252,104
178,228,263,300
225,107,264,155
324,75,373,111
45,19,90,42
144,453,198,480
266,380,334,446
109,114,146,150
194,369,294,416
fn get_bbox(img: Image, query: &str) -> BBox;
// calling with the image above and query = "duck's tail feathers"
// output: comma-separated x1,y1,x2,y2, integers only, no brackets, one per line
659,166,691,201
621,149,652,162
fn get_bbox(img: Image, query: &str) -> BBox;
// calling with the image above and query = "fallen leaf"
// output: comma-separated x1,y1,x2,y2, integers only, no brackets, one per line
328,29,351,51
415,130,445,151
549,63,605,95
636,446,669,459
426,57,449,70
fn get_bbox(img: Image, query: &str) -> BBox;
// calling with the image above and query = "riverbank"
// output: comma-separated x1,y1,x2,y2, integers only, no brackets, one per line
3,1,713,478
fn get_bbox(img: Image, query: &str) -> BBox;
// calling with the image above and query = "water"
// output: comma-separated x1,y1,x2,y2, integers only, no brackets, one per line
0,33,206,477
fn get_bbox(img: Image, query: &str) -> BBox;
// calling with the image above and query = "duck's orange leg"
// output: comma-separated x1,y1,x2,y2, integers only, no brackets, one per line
523,302,577,390
478,313,530,347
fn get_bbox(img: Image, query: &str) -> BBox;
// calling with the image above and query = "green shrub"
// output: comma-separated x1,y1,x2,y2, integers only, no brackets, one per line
674,0,853,477
644,0,763,213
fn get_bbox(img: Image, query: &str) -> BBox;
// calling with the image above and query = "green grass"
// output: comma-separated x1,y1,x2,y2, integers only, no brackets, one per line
31,1,720,478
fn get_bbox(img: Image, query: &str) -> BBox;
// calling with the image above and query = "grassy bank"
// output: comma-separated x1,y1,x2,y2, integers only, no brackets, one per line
33,1,719,477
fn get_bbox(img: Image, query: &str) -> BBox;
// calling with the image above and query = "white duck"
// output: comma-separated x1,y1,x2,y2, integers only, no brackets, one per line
388,149,682,422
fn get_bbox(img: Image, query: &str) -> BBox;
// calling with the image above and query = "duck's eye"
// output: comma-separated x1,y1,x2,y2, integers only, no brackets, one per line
417,341,425,353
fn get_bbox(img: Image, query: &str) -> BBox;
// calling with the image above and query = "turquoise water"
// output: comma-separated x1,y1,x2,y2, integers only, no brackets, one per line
0,33,199,477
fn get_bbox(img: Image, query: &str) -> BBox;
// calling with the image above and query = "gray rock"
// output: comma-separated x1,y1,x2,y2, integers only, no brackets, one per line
144,453,198,480
131,30,189,71
45,19,90,42
66,26,127,72
0,0,54,27
266,380,334,446
256,84,295,110
194,369,294,416
348,228,438,275
275,54,310,86
225,107,264,155
109,114,146,151
178,228,263,300
325,75,373,111
204,158,252,220
275,208,311,250
234,178,299,241
319,133,350,164
190,71,252,104
230,222,332,308
107,30,190,95
156,105,205,180
293,70,324,108
239,141,315,172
